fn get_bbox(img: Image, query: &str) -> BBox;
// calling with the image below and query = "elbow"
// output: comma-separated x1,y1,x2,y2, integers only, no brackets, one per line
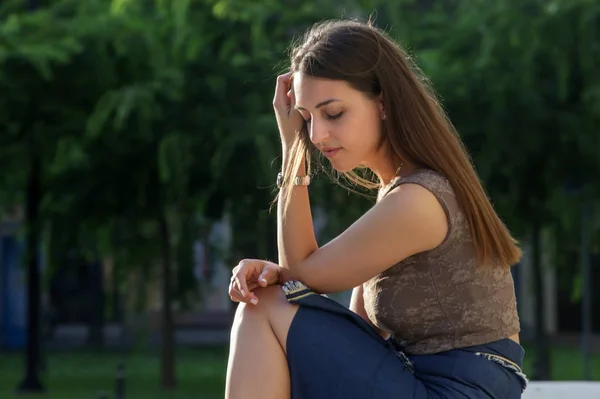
279,265,325,293
288,270,354,295
279,246,319,270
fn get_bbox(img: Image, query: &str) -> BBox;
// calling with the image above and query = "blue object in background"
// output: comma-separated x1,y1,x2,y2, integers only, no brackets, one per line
0,234,27,349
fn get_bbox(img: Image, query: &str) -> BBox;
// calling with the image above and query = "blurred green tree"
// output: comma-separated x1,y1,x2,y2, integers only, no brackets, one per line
422,0,600,380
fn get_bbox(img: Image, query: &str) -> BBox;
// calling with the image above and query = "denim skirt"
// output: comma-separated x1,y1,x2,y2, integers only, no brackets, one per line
283,281,528,399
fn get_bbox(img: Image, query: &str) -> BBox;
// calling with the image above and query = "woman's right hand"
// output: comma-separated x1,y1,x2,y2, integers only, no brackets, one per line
228,259,282,305
273,72,304,149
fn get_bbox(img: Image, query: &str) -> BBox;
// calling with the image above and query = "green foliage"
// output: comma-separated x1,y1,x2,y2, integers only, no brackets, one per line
415,0,600,237
0,0,599,389
0,0,364,303
1,0,599,306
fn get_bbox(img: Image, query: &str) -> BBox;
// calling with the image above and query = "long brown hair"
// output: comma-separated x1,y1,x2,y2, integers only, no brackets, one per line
279,19,521,268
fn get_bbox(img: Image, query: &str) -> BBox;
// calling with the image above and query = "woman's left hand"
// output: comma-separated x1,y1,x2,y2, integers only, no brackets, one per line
229,259,281,305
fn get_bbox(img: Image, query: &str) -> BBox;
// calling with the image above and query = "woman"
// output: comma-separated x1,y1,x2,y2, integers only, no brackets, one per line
225,19,527,399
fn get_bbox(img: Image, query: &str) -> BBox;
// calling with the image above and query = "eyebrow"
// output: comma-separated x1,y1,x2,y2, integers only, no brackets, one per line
295,99,341,111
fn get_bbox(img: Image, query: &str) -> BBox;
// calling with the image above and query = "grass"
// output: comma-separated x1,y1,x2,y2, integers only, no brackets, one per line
0,347,228,399
521,344,600,381
0,344,599,399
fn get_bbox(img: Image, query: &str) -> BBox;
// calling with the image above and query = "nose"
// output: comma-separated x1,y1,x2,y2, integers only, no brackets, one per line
308,119,330,145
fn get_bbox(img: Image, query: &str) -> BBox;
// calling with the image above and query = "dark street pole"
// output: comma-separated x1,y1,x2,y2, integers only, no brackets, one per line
17,0,44,393
17,135,44,393
580,199,592,381
531,221,551,380
17,133,44,393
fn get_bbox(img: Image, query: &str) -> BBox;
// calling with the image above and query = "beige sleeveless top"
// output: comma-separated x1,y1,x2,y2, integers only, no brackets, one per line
363,169,520,355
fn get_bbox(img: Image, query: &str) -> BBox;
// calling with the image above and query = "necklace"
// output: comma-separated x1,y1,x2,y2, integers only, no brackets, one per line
378,162,404,201
394,162,404,177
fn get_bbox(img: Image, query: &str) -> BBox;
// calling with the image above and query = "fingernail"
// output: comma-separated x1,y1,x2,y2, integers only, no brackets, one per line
260,278,267,285
251,298,258,305
241,289,246,297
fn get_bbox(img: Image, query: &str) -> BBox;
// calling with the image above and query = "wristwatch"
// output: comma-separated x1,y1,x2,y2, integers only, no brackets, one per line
277,172,311,188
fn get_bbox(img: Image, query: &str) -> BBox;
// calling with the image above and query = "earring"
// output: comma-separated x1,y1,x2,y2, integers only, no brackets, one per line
382,113,387,120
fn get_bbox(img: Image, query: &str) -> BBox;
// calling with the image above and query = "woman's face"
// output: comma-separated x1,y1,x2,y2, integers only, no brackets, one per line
293,75,385,173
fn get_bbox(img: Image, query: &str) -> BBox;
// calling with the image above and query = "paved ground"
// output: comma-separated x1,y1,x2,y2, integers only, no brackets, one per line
524,382,600,399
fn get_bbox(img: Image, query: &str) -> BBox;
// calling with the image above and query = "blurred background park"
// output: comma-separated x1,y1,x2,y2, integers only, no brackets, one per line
0,0,599,398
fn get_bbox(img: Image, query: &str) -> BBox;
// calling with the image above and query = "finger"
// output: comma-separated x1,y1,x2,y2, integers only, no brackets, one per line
231,284,249,303
245,280,261,305
229,283,243,303
289,80,296,106
234,274,260,305
277,71,292,88
229,290,243,303
235,271,249,299
258,268,277,287
236,284,259,305
232,291,246,303
274,72,293,109
286,90,297,120
231,280,249,304
258,274,268,287
247,292,259,305
238,281,259,295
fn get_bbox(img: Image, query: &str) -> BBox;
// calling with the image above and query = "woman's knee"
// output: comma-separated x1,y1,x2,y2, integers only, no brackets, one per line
234,286,286,318
232,285,298,351
255,285,287,304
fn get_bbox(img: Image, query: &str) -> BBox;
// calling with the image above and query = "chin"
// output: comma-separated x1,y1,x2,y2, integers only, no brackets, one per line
328,160,360,173
323,150,363,173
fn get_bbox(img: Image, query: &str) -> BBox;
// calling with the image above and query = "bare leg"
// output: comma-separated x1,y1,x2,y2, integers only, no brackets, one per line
225,285,299,399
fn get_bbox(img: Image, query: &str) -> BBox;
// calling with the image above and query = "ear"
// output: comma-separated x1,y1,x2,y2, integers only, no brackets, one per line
378,93,386,120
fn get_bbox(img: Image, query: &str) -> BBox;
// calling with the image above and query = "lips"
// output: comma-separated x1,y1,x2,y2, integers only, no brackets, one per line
321,147,341,158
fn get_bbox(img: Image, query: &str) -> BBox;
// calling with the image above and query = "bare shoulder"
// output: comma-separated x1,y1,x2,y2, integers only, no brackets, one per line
377,182,448,253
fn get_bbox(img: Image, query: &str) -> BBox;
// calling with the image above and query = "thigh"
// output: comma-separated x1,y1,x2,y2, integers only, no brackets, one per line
286,305,427,399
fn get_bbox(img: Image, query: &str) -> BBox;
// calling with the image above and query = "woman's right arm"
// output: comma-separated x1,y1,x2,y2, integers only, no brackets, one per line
277,155,319,269
277,167,388,338
277,173,388,339
274,72,318,269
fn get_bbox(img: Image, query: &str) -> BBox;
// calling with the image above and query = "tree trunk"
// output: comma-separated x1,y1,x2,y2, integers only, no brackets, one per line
176,202,196,306
17,137,44,393
580,199,592,380
159,209,176,389
87,259,105,348
531,222,551,380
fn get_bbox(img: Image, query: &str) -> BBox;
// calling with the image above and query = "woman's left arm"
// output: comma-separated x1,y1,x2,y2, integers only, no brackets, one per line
279,183,448,293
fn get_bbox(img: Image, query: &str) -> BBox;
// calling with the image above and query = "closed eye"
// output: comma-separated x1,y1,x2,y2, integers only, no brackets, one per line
303,111,344,124
326,111,344,120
